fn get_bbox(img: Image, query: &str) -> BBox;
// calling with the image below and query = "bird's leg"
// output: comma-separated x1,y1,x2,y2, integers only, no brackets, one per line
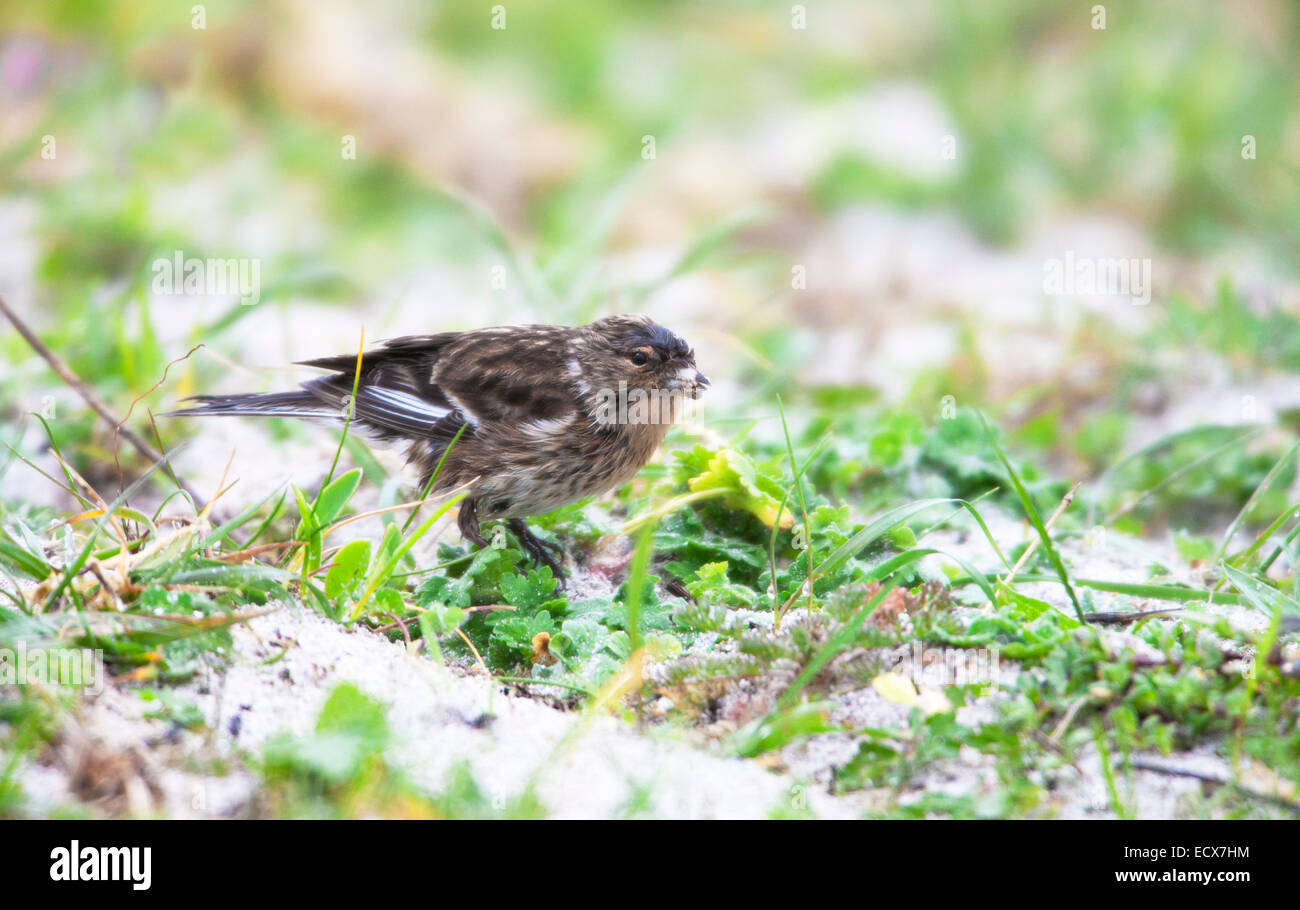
460,502,566,591
457,497,489,548
507,518,567,591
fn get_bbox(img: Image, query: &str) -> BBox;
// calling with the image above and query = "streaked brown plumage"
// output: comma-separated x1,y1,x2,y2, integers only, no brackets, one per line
171,315,708,587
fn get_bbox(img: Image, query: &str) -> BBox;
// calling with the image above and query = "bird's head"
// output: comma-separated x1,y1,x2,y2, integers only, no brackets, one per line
584,314,709,398
576,315,709,430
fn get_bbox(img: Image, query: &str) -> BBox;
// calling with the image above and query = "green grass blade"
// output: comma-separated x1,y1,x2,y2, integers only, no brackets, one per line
777,582,895,711
776,395,814,615
980,413,1083,622
623,523,655,653
994,574,1247,606
1214,439,1300,566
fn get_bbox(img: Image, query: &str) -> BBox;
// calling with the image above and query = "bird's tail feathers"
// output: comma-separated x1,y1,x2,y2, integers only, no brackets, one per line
165,391,344,421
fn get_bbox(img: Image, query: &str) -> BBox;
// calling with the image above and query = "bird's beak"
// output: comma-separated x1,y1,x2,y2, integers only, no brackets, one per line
667,364,709,399
682,367,710,400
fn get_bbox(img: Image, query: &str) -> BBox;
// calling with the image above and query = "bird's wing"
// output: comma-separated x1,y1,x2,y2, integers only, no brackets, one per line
172,333,477,447
288,333,467,441
431,326,580,428
296,333,457,407
294,375,452,440
176,327,580,441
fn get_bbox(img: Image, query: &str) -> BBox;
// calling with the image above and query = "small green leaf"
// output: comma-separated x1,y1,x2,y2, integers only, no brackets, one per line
370,587,405,615
735,702,838,757
686,561,757,607
325,539,371,600
314,468,363,527
685,447,792,528
0,529,51,580
419,604,468,637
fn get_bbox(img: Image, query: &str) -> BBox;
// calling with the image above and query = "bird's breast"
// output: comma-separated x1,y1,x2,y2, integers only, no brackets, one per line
468,418,669,519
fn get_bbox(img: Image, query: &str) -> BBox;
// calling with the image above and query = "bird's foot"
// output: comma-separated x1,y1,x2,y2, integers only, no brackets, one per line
458,498,489,548
507,519,567,592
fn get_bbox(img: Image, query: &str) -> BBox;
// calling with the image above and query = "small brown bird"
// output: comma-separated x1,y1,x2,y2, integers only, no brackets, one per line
173,315,708,587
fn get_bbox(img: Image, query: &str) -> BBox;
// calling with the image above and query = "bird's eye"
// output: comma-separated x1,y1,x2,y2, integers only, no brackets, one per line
630,351,649,366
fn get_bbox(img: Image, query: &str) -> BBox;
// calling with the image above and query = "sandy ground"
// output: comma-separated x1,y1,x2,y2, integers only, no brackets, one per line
18,607,858,819
13,516,1283,818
